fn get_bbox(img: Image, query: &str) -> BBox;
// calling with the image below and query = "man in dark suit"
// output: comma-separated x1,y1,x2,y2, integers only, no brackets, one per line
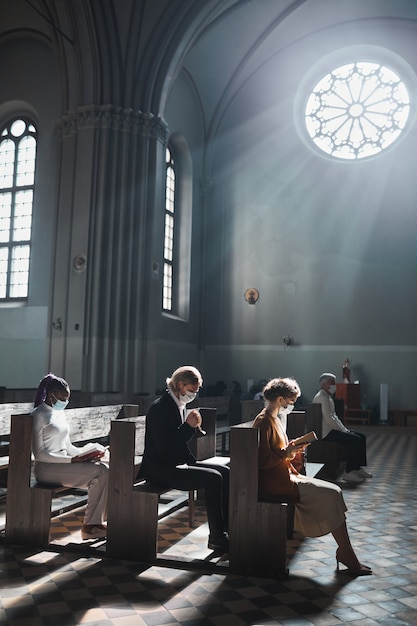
140,365,229,553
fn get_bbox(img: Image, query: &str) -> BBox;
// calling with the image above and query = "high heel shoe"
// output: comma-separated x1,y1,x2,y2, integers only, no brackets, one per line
336,549,372,576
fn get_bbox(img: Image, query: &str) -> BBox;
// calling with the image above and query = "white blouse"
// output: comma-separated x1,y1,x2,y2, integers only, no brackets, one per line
31,402,81,463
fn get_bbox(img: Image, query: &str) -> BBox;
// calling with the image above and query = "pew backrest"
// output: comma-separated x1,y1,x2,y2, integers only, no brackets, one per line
229,421,288,578
0,403,34,436
106,407,219,560
287,410,306,439
0,402,138,442
305,403,323,437
188,395,230,418
112,406,217,472
5,403,137,546
241,400,263,423
65,403,138,444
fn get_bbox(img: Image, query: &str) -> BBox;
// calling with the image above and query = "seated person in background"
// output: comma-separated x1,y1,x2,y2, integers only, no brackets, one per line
252,378,268,400
313,373,372,483
228,380,242,426
31,373,108,540
139,365,229,553
254,377,371,575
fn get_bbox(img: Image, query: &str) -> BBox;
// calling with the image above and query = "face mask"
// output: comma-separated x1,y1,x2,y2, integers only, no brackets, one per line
53,398,69,411
279,403,294,416
180,391,197,404
329,385,336,394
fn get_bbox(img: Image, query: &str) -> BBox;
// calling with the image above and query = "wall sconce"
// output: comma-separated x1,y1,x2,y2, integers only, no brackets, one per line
244,288,259,305
283,335,294,348
73,254,87,272
52,317,62,331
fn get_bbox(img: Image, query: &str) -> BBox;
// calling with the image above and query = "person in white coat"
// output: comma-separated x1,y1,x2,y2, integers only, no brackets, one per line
313,373,372,483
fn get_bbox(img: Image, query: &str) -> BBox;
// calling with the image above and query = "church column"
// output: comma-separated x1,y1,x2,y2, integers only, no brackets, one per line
51,105,167,393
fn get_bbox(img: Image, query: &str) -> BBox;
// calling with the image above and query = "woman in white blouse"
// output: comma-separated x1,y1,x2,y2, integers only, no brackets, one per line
32,373,108,540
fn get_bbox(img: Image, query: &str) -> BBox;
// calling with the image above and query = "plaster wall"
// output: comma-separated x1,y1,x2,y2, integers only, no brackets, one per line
0,37,60,386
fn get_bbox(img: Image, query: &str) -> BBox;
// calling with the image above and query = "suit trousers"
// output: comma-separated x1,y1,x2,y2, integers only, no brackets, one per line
34,460,108,526
145,461,229,539
323,429,367,472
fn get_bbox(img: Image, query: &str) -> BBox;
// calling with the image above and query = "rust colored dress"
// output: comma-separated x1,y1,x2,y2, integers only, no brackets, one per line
253,409,347,537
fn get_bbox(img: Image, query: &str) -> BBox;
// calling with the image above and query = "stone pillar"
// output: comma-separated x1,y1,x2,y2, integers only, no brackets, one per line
50,105,167,394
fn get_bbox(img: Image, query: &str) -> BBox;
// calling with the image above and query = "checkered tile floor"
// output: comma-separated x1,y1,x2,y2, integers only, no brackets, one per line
1,426,417,625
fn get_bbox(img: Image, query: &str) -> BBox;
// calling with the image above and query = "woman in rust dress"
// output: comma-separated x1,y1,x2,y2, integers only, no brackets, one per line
253,377,371,576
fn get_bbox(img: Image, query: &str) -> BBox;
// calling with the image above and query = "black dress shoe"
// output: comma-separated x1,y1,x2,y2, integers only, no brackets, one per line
208,532,229,552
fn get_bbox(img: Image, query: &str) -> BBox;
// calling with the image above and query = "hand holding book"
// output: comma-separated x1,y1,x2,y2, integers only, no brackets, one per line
72,442,108,463
290,431,318,448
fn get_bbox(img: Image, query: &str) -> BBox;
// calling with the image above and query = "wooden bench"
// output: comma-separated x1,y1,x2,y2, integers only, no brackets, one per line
305,403,349,479
217,403,307,456
215,399,264,455
0,402,41,492
0,401,138,468
343,408,372,425
389,408,417,427
189,395,230,417
106,407,229,562
0,402,35,470
5,404,138,547
229,422,323,580
241,399,264,423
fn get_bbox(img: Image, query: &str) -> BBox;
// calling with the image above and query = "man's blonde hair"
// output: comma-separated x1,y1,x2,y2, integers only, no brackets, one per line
166,366,203,391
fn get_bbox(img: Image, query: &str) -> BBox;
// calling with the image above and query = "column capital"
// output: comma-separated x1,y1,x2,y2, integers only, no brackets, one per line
57,105,168,143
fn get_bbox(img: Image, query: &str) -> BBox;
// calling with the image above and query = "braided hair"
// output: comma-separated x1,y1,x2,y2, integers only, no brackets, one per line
34,373,69,407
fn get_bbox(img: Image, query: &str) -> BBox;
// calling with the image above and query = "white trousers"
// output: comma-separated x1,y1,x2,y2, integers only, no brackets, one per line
34,460,108,526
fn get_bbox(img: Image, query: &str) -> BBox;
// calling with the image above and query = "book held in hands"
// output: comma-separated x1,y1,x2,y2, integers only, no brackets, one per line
292,431,318,447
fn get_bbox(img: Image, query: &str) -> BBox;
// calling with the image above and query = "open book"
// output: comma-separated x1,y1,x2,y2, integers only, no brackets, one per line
75,442,108,459
291,431,318,446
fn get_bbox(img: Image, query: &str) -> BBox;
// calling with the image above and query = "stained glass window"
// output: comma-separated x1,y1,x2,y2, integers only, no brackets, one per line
305,62,410,160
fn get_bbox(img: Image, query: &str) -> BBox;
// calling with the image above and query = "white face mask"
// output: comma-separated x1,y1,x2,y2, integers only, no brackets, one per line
53,398,69,411
329,384,336,395
279,403,294,417
180,391,197,404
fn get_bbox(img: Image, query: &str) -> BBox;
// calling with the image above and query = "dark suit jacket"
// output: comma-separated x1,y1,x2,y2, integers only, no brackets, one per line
139,391,197,480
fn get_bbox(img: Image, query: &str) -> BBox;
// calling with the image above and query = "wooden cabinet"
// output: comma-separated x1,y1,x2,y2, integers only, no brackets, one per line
335,383,361,409
335,383,371,425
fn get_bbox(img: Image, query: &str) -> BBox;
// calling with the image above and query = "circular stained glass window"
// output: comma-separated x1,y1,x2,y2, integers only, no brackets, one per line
305,62,410,160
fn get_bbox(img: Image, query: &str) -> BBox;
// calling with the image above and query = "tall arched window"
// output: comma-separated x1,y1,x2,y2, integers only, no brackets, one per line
162,137,192,319
0,118,37,299
163,146,176,311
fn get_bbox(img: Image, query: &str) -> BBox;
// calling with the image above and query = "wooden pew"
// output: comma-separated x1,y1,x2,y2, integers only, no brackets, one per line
0,401,138,466
217,401,306,459
389,408,417,427
241,399,264,423
106,407,227,562
5,404,138,547
216,399,264,455
229,422,323,580
0,402,35,472
229,422,288,579
189,395,230,418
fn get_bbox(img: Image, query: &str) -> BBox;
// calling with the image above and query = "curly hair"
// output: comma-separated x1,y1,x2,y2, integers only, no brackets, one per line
262,377,300,403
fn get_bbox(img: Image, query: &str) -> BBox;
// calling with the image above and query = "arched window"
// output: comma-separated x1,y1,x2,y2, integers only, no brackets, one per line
162,137,192,319
0,118,37,299
163,146,176,311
